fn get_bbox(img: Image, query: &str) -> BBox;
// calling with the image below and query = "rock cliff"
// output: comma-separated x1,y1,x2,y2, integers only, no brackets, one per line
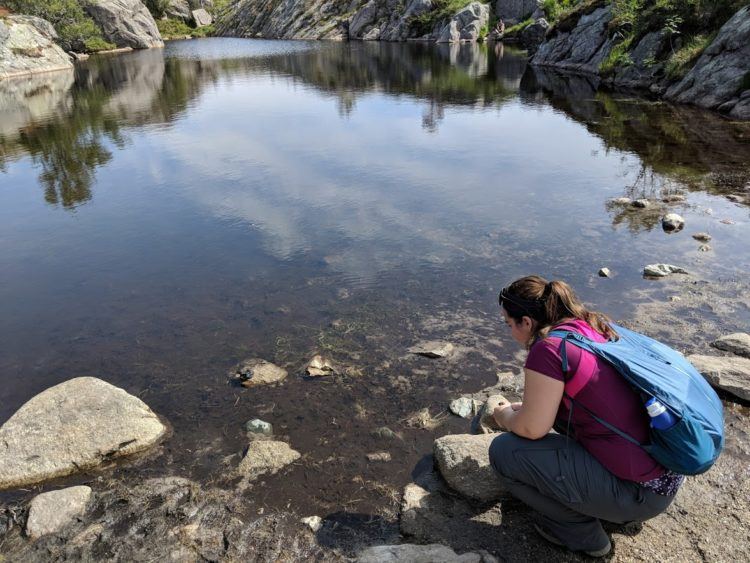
84,0,164,49
0,15,73,79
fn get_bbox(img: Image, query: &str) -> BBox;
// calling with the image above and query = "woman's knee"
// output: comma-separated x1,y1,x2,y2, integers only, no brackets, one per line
489,432,525,477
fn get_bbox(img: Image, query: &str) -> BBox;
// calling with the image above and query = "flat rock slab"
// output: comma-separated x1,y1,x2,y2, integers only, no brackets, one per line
711,333,750,359
409,341,455,358
26,486,92,538
433,434,504,502
237,440,300,481
688,354,750,401
0,377,166,490
357,543,497,562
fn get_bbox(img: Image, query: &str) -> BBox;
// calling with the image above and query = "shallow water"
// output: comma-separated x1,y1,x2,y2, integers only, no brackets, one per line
1,39,749,516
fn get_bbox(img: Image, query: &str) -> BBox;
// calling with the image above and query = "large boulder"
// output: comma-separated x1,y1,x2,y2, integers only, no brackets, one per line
437,2,490,43
433,434,504,502
26,486,92,539
531,3,614,75
85,0,164,49
495,0,540,24
0,377,167,490
0,15,73,79
688,355,750,401
712,333,750,359
357,544,497,562
666,5,750,120
165,0,192,22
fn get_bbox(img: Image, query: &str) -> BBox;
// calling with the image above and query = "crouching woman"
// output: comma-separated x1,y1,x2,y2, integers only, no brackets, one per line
489,275,682,557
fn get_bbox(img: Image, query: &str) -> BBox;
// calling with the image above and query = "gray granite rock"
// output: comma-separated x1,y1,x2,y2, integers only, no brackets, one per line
433,433,504,502
0,377,166,490
437,2,490,43
662,213,685,232
192,8,213,27
688,354,750,401
666,6,750,119
495,0,540,24
26,486,92,539
643,264,689,278
0,15,73,79
85,0,164,49
519,17,549,53
711,333,750,359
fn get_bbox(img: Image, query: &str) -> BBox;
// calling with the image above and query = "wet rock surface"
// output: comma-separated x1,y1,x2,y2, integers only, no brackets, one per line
0,377,166,490
0,15,73,79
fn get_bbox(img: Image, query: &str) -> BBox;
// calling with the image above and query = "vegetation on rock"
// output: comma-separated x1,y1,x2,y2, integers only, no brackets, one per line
156,18,215,39
2,0,115,52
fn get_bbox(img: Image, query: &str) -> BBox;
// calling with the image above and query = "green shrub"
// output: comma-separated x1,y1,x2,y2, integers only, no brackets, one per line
3,0,113,52
541,0,583,23
156,18,215,39
411,0,475,36
504,17,534,36
665,33,713,78
599,34,634,74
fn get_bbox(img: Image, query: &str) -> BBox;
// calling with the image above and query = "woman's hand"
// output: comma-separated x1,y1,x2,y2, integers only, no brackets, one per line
492,401,514,430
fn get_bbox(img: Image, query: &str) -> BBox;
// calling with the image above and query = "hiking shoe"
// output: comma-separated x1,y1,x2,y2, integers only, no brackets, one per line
533,523,612,558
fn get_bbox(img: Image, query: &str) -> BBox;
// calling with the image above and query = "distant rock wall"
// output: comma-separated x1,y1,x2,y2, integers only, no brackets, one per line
0,15,73,79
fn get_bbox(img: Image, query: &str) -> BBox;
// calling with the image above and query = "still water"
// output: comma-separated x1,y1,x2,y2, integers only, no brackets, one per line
1,39,749,513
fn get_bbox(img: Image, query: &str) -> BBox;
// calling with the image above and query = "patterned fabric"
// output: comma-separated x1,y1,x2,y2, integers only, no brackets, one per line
640,470,684,496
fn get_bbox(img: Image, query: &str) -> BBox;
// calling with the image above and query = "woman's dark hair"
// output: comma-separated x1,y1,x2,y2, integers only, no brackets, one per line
498,275,616,345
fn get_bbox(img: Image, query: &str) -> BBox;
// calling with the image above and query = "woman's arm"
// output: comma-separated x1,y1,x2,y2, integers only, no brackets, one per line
493,368,564,439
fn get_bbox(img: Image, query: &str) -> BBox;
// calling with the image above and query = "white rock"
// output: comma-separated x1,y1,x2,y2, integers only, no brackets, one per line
688,354,750,401
409,341,455,358
237,440,301,481
26,486,92,539
245,419,273,435
449,397,478,418
662,213,686,231
598,267,611,277
711,333,750,359
433,434,504,502
357,543,493,563
301,515,322,532
0,377,166,490
643,264,689,277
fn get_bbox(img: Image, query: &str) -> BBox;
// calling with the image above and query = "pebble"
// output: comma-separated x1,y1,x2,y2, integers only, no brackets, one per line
409,341,455,358
366,452,392,462
662,194,686,203
245,419,273,435
598,267,611,278
306,355,336,377
699,244,712,252
692,232,712,242
669,296,682,302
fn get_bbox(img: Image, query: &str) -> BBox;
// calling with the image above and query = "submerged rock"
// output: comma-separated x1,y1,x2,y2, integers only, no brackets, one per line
0,377,166,490
232,358,288,387
712,333,750,358
433,434,504,502
643,264,689,278
409,341,455,358
688,354,750,401
699,244,712,252
693,232,712,242
598,267,611,278
632,198,651,208
85,0,164,49
26,486,92,539
306,354,337,376
237,440,301,481
245,418,273,435
357,543,496,562
0,15,73,79
662,213,685,232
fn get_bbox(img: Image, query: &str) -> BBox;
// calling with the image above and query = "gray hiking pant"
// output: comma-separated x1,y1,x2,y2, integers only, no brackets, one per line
489,432,676,552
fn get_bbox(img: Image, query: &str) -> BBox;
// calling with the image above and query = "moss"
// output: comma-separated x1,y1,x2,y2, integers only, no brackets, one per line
599,34,634,75
665,33,714,79
156,18,215,40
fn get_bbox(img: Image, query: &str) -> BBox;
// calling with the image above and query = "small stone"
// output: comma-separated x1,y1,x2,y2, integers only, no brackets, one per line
306,354,336,377
366,452,392,462
26,486,92,539
609,197,632,205
409,341,455,358
692,232,712,242
699,244,712,252
598,267,611,278
662,213,685,232
301,515,323,532
371,426,399,440
720,218,736,225
711,333,750,359
232,359,288,387
449,397,478,419
643,264,689,278
245,419,273,435
632,199,650,208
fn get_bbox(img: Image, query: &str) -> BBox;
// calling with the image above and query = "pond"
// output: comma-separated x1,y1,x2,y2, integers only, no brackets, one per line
1,38,749,517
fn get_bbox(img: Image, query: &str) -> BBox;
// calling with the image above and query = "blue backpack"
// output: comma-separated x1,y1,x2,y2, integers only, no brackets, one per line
548,324,724,476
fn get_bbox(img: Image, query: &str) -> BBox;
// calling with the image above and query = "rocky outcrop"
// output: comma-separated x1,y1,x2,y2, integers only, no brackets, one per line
165,0,192,21
689,354,750,401
0,377,166,490
0,15,73,79
437,2,490,43
666,6,750,119
495,0,540,24
712,333,750,359
433,433,504,502
610,30,669,93
26,486,92,539
85,0,164,49
518,17,548,53
350,0,436,41
531,2,613,75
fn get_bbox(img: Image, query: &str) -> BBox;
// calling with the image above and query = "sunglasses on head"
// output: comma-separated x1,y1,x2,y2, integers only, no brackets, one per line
498,287,542,318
